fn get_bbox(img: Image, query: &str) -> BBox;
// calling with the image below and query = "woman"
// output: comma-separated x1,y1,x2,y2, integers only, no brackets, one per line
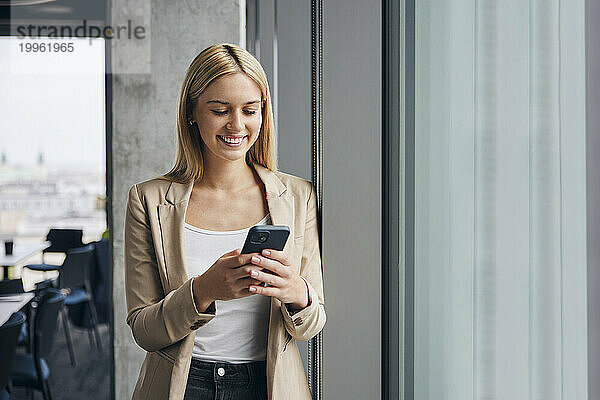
124,43,326,400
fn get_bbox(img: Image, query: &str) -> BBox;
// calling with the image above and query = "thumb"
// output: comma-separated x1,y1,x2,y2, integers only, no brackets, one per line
224,248,241,256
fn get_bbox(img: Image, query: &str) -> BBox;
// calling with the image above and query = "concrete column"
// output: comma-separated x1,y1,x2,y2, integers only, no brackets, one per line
110,1,242,398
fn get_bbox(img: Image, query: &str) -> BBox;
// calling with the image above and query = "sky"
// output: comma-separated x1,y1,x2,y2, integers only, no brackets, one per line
0,37,106,173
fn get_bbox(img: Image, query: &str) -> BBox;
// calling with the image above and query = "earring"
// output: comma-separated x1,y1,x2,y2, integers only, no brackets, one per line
189,120,195,126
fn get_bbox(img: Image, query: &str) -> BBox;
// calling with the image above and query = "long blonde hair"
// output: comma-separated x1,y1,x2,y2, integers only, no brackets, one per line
162,43,277,183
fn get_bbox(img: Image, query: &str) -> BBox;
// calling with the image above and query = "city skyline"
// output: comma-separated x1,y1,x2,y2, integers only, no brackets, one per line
0,37,106,173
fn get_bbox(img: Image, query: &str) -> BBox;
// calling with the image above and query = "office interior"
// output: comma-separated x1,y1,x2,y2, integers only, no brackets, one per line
0,0,598,399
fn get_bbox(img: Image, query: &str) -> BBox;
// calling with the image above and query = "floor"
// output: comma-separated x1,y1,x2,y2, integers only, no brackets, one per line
7,250,110,400
11,320,110,400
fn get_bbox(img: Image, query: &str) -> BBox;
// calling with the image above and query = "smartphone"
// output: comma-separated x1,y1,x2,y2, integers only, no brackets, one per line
241,225,290,287
241,225,290,254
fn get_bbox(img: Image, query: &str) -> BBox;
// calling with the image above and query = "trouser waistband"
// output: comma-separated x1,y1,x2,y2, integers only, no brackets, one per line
188,358,267,384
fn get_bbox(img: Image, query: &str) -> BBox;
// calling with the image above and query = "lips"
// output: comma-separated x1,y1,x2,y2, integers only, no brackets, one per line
217,135,247,146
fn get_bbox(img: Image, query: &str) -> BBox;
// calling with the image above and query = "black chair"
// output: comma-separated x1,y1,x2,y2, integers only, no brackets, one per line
0,279,24,295
0,312,26,400
91,239,109,324
0,279,31,350
23,229,84,273
58,244,103,359
66,239,110,329
24,244,98,368
11,288,64,400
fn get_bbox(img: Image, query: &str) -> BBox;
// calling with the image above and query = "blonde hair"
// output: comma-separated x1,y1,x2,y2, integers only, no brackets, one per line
162,43,277,183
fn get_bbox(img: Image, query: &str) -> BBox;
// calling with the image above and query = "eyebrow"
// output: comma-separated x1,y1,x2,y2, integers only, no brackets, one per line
206,99,262,105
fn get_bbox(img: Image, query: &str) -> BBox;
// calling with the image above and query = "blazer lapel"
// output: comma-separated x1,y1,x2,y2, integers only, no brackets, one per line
157,162,296,292
251,163,297,359
157,180,193,291
252,163,296,242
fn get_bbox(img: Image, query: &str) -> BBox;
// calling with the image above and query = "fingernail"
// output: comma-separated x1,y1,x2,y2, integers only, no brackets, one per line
252,256,260,263
263,250,270,256
251,270,258,277
249,287,256,292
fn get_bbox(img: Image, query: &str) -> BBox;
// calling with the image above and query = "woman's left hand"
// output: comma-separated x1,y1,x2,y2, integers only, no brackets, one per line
247,249,309,311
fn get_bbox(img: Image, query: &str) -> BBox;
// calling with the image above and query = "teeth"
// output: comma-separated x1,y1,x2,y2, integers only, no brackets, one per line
220,136,244,144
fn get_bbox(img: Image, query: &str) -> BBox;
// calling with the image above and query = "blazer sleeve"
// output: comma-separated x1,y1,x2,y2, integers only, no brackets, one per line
280,182,326,341
124,184,215,352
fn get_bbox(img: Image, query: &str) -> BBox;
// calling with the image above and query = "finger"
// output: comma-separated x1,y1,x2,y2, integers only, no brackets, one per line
250,254,291,278
248,284,279,297
223,248,241,257
236,276,263,287
224,253,259,269
261,249,291,266
232,264,262,280
249,269,286,287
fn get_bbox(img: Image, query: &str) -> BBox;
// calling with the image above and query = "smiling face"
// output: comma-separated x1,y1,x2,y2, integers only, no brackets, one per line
192,72,263,165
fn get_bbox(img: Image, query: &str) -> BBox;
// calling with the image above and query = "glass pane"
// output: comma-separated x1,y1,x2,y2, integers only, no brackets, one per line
410,1,587,399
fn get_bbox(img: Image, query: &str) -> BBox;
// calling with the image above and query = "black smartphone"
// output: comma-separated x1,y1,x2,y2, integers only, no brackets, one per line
241,225,290,254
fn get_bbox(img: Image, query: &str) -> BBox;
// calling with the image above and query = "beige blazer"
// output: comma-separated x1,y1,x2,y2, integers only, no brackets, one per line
124,162,326,400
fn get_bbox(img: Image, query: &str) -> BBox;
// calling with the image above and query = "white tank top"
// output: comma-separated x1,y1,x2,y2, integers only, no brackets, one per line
184,213,271,363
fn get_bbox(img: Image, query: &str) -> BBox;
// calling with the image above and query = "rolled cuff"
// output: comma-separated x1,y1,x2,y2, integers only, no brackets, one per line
280,277,324,341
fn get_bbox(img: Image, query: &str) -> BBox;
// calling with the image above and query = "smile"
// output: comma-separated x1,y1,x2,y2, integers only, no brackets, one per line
217,135,247,147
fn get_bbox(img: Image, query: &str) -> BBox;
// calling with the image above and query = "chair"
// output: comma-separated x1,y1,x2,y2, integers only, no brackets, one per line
0,279,24,295
23,229,84,273
65,239,110,329
58,244,103,358
91,239,109,324
0,279,30,349
0,312,26,400
24,244,98,368
11,288,64,400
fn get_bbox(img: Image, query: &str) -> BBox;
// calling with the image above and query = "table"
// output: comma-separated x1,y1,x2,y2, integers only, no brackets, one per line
0,292,34,326
0,241,51,280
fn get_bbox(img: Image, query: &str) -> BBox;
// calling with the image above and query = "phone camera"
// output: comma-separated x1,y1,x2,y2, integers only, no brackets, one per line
250,231,269,243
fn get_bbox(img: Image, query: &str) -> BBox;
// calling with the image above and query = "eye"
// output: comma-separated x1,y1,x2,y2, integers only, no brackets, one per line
211,110,227,115
243,110,257,115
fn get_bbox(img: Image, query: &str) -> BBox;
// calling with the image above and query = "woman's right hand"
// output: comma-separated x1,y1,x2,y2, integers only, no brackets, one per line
192,248,263,312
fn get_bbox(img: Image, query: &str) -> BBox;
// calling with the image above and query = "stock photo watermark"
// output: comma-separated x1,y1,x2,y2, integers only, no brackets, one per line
7,16,151,74
14,19,147,44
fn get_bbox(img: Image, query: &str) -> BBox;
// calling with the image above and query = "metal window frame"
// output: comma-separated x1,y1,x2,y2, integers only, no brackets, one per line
383,0,412,399
309,1,323,397
402,1,415,399
383,0,401,399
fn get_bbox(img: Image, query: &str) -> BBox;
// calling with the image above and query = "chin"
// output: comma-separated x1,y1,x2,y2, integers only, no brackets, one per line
216,149,249,163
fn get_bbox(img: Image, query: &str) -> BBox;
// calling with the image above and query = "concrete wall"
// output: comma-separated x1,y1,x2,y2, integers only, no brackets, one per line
110,1,242,398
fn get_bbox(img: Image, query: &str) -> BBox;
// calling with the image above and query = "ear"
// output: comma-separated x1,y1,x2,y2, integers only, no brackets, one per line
186,97,197,122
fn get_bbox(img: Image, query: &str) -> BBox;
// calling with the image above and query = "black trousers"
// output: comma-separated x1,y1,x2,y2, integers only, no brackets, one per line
184,358,268,400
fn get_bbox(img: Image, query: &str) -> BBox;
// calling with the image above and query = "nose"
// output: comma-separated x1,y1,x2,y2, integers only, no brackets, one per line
227,110,244,132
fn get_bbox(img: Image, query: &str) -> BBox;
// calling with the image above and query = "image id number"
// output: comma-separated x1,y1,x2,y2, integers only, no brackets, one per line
19,42,75,53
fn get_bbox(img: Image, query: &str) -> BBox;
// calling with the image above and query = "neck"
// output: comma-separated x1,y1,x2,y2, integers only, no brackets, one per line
197,155,256,192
